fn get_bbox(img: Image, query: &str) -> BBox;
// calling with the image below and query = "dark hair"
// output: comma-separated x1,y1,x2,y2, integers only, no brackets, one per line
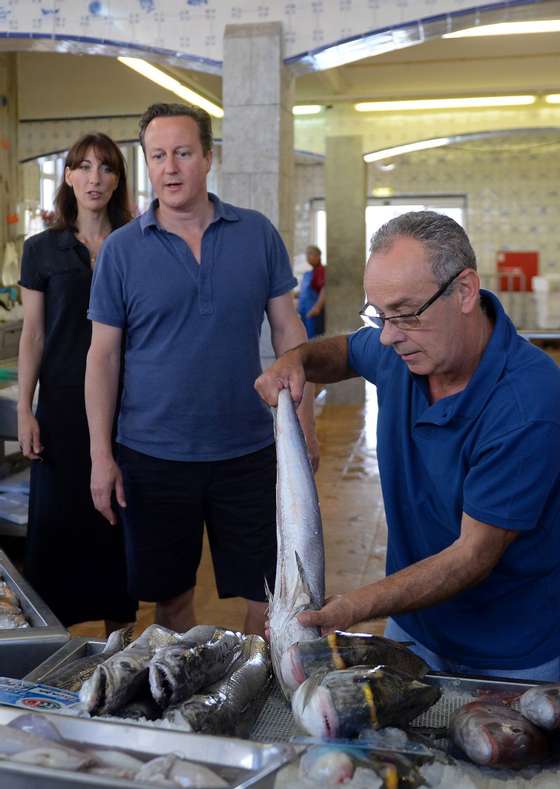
369,210,477,287
306,245,321,257
52,133,132,232
138,102,213,156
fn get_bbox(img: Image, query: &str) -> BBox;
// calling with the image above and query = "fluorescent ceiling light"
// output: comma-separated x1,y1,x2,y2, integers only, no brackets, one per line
293,105,322,115
545,94,560,104
364,137,451,163
355,95,536,112
118,57,223,118
444,20,560,38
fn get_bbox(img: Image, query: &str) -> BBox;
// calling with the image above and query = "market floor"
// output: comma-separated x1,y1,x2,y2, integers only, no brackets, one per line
71,386,388,641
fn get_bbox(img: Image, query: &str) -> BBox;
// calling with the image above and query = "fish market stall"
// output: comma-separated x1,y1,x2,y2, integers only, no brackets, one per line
0,548,68,678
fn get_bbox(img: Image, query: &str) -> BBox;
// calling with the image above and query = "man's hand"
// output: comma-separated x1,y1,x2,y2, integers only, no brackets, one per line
306,305,321,318
91,456,126,526
255,349,307,408
17,411,43,460
297,594,358,635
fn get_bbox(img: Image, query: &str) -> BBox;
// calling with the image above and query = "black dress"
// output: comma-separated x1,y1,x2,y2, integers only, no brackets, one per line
19,229,137,626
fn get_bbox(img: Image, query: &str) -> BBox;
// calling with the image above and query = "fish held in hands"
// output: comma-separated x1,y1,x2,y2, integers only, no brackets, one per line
268,388,325,699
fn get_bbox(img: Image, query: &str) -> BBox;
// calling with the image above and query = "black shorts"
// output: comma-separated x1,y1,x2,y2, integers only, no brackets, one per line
117,443,277,603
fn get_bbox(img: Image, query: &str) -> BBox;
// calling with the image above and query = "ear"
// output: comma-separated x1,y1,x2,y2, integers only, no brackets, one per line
64,167,73,188
205,149,213,173
458,269,481,315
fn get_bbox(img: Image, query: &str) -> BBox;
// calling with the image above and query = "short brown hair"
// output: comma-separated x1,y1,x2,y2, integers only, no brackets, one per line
138,102,213,156
52,133,132,232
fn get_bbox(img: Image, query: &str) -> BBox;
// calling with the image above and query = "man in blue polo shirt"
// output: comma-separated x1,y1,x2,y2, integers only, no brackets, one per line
85,102,318,637
256,211,560,680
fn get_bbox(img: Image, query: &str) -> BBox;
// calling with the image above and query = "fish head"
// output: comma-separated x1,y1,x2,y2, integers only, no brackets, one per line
292,680,339,739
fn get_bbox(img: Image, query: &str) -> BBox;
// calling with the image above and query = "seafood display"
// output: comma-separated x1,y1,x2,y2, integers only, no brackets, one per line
0,576,28,629
285,630,430,683
292,664,441,739
165,634,271,735
0,713,228,786
449,701,549,768
268,388,325,699
519,683,560,730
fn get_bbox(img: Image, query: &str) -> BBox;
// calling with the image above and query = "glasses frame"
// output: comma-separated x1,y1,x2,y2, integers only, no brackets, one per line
359,269,464,330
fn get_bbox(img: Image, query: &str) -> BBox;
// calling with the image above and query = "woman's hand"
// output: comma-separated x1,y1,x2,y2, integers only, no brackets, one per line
17,411,43,460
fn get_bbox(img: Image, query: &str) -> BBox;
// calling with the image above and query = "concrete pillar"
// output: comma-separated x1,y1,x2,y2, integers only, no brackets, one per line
325,135,367,404
222,22,294,369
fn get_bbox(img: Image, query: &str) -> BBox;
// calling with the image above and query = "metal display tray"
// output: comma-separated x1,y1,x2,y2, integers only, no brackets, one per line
0,706,296,789
25,639,542,744
0,549,69,678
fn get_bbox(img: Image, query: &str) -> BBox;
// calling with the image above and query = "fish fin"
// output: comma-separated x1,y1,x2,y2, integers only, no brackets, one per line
294,551,319,610
264,575,273,605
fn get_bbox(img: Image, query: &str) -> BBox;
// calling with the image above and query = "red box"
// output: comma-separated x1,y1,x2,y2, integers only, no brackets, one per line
496,251,539,292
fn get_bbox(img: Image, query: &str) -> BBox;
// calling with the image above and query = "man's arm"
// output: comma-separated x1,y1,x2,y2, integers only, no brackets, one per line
85,321,124,525
255,332,356,408
299,513,518,633
266,293,320,470
307,286,326,318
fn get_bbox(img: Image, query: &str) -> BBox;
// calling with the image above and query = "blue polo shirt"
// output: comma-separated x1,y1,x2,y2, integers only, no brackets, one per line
348,291,560,669
88,195,296,461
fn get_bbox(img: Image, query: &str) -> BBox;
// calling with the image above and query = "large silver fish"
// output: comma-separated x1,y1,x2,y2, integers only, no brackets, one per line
80,624,186,715
164,634,271,736
44,626,133,692
268,388,325,699
149,628,242,707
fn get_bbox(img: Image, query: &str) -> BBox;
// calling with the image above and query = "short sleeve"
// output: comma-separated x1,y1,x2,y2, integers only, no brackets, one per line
463,421,560,531
265,222,297,299
87,241,126,328
19,238,47,292
347,326,384,383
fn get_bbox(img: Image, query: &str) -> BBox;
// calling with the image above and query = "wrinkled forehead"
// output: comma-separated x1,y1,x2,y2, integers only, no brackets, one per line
364,238,434,309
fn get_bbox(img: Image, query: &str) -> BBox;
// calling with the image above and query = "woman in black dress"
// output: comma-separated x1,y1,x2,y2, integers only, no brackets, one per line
17,133,138,632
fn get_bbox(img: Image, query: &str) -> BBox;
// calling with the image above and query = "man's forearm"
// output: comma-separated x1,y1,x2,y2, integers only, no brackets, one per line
344,537,502,625
300,335,356,384
85,349,120,461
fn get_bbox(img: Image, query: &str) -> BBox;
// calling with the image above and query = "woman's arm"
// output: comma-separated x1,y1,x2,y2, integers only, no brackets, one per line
17,288,45,459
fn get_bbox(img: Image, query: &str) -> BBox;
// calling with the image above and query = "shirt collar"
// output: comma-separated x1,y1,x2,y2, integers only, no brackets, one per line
56,229,80,250
140,193,240,234
415,290,515,425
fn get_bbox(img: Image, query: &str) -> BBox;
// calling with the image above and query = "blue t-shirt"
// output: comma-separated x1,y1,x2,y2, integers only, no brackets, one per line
88,195,297,461
348,290,560,669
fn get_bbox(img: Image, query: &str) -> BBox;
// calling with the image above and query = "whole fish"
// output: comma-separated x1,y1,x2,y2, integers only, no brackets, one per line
269,388,325,699
149,628,242,707
165,634,271,736
292,664,441,739
285,630,430,686
520,683,560,730
44,626,134,692
80,624,184,715
449,701,548,768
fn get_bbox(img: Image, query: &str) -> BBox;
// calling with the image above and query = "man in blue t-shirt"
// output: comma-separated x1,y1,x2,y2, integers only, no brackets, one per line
85,102,318,637
256,211,560,680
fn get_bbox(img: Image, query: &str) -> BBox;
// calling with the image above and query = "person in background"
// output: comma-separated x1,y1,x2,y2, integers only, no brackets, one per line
85,103,318,638
298,244,326,338
17,133,137,634
256,211,560,681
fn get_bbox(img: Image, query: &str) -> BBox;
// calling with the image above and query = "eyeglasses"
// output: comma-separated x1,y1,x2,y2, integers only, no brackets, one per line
359,269,463,330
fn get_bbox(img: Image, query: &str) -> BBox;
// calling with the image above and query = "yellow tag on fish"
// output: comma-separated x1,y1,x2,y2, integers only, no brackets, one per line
360,681,378,727
382,763,398,789
327,633,346,669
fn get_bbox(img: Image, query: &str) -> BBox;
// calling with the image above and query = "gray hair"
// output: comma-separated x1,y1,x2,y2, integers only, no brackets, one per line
369,211,477,287
139,102,213,156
